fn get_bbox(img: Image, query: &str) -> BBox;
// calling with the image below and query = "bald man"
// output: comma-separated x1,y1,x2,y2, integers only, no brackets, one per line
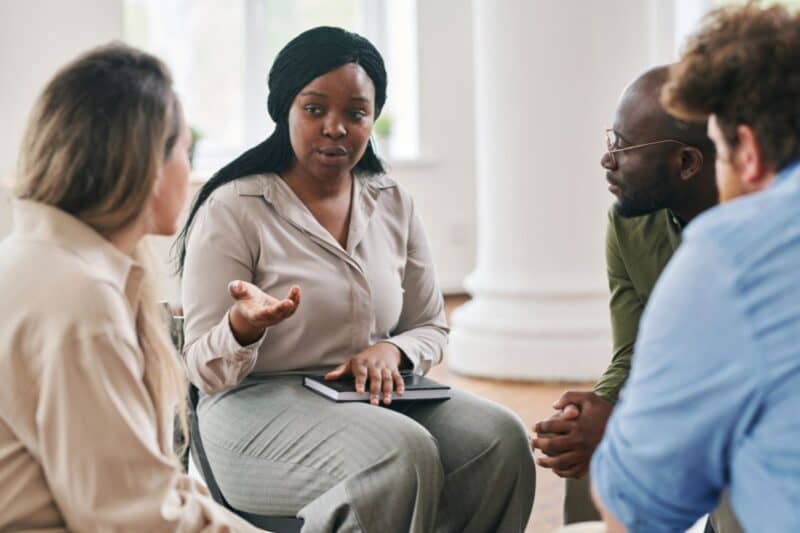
531,66,730,527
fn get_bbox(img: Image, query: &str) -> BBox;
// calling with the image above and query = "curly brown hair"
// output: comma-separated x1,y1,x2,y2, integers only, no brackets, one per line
661,2,800,172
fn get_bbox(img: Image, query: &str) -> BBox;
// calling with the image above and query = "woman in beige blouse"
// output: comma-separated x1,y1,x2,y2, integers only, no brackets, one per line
0,44,261,531
176,27,535,532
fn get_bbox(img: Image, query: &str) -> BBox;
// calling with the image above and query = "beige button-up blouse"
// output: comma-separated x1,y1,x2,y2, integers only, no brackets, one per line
182,173,449,394
0,200,259,532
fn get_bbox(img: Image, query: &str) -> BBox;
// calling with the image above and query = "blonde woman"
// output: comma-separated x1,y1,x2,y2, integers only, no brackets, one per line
0,44,260,531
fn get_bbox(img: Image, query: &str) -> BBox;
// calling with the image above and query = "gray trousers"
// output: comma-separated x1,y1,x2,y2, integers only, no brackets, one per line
564,475,743,532
563,476,600,524
199,376,535,533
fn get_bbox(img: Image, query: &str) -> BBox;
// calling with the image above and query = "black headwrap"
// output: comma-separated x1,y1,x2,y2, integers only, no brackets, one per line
175,26,387,273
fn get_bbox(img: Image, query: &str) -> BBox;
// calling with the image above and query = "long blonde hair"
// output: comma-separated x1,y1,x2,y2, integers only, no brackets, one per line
15,43,188,456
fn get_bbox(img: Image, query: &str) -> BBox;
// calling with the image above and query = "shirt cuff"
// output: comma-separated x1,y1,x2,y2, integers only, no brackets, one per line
222,310,267,360
591,439,677,533
591,441,636,529
377,337,431,375
592,383,621,405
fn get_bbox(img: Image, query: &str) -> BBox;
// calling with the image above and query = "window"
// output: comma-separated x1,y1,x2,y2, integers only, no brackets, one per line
123,0,419,175
717,0,800,7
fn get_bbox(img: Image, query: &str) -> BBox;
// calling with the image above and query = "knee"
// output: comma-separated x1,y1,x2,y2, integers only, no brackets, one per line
478,404,534,473
499,408,532,453
394,420,443,477
366,420,443,508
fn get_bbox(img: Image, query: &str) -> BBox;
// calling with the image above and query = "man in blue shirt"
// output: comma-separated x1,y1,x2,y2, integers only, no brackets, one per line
591,4,800,532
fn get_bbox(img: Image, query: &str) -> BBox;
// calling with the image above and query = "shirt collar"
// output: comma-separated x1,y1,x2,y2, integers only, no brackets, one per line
774,158,800,184
666,209,684,231
236,172,397,254
11,199,144,309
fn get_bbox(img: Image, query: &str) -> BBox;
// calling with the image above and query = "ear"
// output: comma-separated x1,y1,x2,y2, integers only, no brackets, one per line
734,124,771,189
677,146,704,180
151,166,165,195
142,167,165,234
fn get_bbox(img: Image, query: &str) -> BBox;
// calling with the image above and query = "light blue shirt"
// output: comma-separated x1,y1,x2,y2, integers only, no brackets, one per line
591,161,800,532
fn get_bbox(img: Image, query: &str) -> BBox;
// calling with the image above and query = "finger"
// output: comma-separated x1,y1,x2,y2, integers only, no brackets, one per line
392,370,405,396
381,368,393,405
287,285,301,307
531,436,549,453
536,451,588,473
324,360,350,381
532,434,581,456
254,299,295,323
554,463,590,479
280,298,299,320
229,279,272,303
553,390,592,410
227,280,249,300
561,404,581,420
368,365,382,405
535,418,576,435
353,362,368,394
262,292,300,322
275,298,298,318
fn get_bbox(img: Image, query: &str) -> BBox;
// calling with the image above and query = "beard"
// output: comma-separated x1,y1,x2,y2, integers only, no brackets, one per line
608,163,674,218
612,193,665,217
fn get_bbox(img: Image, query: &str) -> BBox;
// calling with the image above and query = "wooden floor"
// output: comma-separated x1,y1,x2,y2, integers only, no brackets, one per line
432,295,594,533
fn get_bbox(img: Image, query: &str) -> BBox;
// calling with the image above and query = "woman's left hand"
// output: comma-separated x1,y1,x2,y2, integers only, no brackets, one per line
324,343,406,405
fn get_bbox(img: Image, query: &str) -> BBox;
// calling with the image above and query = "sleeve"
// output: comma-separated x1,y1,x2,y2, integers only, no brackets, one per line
590,237,764,533
182,196,266,395
593,212,643,404
36,329,262,532
380,200,449,374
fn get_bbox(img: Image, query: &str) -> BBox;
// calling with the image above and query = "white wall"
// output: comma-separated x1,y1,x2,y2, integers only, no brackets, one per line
0,1,123,178
0,0,703,305
391,0,477,293
0,0,475,301
0,0,123,241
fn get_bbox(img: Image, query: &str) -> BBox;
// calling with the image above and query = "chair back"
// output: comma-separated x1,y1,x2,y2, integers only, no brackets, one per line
164,309,304,533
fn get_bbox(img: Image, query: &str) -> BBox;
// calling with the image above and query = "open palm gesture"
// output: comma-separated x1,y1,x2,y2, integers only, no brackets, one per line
228,280,301,345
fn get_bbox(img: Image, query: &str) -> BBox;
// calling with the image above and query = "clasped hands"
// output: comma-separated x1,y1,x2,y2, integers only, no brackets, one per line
531,391,613,479
227,280,405,406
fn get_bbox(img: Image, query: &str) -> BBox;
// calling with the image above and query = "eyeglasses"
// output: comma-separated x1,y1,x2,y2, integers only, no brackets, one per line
605,128,689,166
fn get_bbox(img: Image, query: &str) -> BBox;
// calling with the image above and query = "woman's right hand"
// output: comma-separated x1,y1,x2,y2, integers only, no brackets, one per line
227,280,301,345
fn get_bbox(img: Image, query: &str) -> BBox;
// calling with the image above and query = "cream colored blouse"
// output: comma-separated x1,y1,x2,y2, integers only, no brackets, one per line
0,200,259,532
182,173,449,395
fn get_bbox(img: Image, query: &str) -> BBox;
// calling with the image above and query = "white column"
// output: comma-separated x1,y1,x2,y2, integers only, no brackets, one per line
449,0,658,381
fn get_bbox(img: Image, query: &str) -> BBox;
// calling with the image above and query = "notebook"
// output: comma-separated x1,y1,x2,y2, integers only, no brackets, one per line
304,373,451,402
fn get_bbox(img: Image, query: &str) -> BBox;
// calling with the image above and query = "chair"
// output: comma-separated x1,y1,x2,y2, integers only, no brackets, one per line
164,307,304,533
187,384,304,532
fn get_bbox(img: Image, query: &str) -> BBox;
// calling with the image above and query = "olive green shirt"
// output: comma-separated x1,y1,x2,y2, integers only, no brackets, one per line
593,207,682,404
